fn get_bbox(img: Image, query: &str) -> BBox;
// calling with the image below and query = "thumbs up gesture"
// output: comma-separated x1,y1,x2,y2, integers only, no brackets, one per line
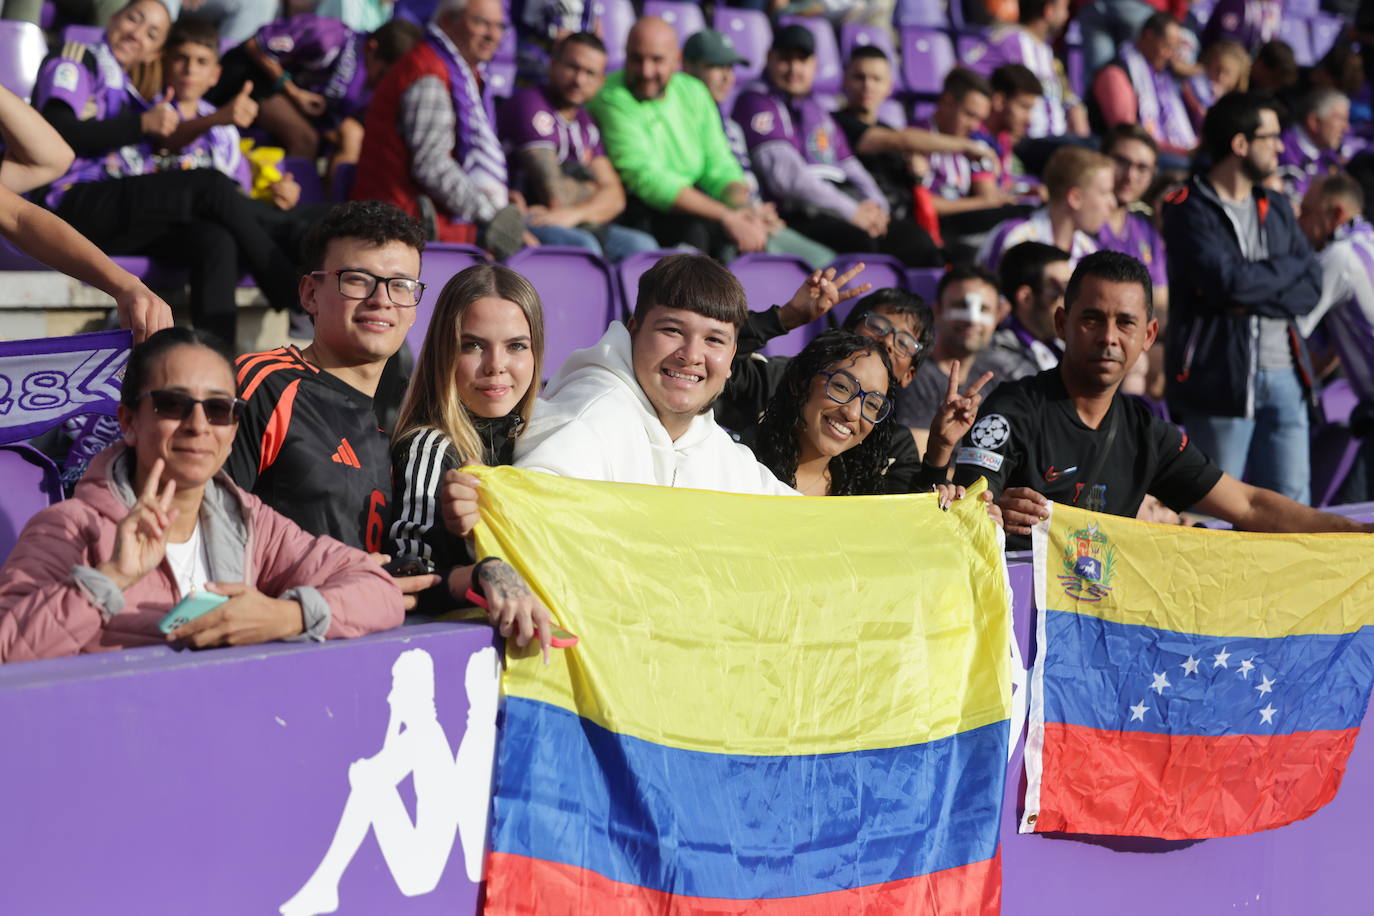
140,87,178,138
220,80,259,128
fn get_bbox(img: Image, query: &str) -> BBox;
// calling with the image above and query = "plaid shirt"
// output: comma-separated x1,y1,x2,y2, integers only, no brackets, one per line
399,74,500,223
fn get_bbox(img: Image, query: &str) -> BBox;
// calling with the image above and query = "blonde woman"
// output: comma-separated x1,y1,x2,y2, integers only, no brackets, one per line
388,264,554,653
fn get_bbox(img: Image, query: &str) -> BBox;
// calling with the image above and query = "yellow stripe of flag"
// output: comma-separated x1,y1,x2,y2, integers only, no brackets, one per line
470,467,1010,756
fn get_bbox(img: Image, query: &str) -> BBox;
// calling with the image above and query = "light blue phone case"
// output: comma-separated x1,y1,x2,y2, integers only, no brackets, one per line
158,590,229,634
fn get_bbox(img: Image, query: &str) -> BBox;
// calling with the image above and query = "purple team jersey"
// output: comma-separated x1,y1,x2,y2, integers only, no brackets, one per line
980,25,1071,139
1097,210,1167,290
1278,124,1346,201
915,117,993,200
732,83,855,170
152,99,252,192
31,40,152,209
255,15,370,122
501,85,604,194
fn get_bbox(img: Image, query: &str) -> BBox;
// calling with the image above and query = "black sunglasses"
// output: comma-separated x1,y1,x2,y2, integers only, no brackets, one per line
137,389,246,425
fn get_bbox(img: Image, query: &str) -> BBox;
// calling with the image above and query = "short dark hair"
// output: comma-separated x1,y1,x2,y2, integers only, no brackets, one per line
1254,40,1298,85
936,261,999,304
842,287,935,363
633,253,748,329
1139,11,1177,38
941,66,992,103
301,201,426,272
121,327,236,408
1019,0,1052,25
991,63,1043,98
1064,250,1154,320
999,241,1070,302
847,44,889,66
557,30,606,57
369,19,422,64
165,15,219,55
1311,172,1366,213
1201,90,1278,163
1103,122,1159,157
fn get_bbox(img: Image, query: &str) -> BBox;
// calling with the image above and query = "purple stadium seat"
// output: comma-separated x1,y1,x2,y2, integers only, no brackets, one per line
280,156,325,205
0,445,64,563
956,28,993,75
1311,14,1345,59
644,0,707,43
1282,15,1316,67
593,0,636,70
839,22,906,91
1311,379,1362,508
61,24,105,46
877,97,908,128
729,254,816,357
1284,0,1320,17
495,14,516,63
503,246,619,380
714,6,771,85
894,0,948,27
1066,44,1085,101
330,162,356,201
615,249,679,317
486,60,517,98
408,243,491,360
778,17,844,96
828,254,906,326
906,267,943,302
900,26,955,97
0,20,47,102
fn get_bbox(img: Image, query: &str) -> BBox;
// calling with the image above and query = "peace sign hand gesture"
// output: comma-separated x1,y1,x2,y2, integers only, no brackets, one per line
778,263,873,331
96,458,179,591
927,361,995,464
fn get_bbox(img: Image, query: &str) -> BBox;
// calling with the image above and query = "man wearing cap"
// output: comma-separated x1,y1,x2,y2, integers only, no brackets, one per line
681,28,835,268
731,24,941,266
499,31,658,262
587,16,769,260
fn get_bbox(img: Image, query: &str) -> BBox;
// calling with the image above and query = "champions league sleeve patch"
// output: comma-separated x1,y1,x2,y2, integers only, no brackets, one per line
969,413,1011,450
956,447,1004,472
53,61,80,93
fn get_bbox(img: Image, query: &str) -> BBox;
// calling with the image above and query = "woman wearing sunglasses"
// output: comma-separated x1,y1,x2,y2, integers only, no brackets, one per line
0,328,403,662
388,265,557,658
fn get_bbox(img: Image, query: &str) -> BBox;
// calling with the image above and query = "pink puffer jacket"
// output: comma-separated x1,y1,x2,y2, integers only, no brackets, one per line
0,444,404,662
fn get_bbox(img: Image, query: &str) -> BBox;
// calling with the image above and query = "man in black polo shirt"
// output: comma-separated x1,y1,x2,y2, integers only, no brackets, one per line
227,202,440,623
955,250,1374,543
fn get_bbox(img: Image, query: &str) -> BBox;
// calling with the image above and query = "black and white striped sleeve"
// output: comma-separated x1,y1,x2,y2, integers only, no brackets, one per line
388,429,467,571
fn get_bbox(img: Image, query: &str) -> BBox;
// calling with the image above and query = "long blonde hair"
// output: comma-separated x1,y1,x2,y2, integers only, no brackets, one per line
393,264,545,464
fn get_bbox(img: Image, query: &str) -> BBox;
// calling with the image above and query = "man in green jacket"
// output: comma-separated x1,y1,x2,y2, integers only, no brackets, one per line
587,17,769,260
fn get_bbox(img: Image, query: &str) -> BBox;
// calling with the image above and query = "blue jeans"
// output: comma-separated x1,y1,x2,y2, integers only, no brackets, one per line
528,224,659,263
1183,368,1311,505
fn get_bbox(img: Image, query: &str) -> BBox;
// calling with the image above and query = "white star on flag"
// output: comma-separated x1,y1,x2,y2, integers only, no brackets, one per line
1150,671,1170,694
1256,674,1276,696
1237,658,1255,678
1129,700,1149,721
1259,704,1278,725
1212,647,1231,668
1181,656,1200,676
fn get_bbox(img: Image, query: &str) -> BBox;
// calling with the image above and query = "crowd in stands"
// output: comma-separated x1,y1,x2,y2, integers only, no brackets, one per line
3,0,1374,663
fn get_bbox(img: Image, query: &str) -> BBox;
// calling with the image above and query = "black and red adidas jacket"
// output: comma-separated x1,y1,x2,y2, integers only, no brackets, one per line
226,346,392,553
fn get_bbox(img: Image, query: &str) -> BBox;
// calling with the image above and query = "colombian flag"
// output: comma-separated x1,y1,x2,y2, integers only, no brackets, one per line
1024,502,1374,839
469,467,1012,914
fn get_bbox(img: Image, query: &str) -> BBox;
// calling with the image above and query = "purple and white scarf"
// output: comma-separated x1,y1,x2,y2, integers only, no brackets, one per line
1120,42,1196,150
427,24,508,209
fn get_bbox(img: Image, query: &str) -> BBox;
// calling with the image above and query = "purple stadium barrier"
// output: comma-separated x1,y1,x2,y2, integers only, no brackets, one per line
643,0,707,43
730,253,816,357
408,243,491,360
0,20,47,102
778,16,844,96
900,25,956,97
503,246,618,380
714,6,771,84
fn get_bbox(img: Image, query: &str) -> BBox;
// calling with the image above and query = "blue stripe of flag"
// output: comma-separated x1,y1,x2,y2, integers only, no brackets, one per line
492,696,1007,900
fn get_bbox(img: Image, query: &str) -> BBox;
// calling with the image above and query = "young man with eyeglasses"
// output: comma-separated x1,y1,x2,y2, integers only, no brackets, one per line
1161,91,1322,504
227,201,431,557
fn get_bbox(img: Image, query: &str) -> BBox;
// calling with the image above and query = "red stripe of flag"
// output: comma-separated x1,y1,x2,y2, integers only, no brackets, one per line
484,851,1001,916
1034,721,1359,839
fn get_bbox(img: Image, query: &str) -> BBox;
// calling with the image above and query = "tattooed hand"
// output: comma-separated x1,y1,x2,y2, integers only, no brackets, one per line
473,559,553,663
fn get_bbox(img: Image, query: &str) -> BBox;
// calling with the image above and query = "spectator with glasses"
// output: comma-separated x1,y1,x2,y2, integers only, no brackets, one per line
228,202,441,629
0,327,404,663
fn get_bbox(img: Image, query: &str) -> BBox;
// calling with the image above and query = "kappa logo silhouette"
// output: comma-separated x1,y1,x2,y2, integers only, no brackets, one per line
279,647,500,915
329,438,361,468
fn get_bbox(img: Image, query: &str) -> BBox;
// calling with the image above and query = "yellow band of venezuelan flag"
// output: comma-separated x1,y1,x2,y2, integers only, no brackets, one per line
469,467,1011,756
1036,501,1374,638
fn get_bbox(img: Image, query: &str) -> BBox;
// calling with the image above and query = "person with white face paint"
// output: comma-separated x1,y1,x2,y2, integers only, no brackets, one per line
894,264,1011,457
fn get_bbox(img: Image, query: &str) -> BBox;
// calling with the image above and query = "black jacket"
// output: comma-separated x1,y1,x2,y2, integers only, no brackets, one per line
1161,175,1322,418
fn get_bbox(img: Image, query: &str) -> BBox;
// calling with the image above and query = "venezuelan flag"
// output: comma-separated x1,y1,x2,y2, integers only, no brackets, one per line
1024,502,1374,840
468,467,1012,914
